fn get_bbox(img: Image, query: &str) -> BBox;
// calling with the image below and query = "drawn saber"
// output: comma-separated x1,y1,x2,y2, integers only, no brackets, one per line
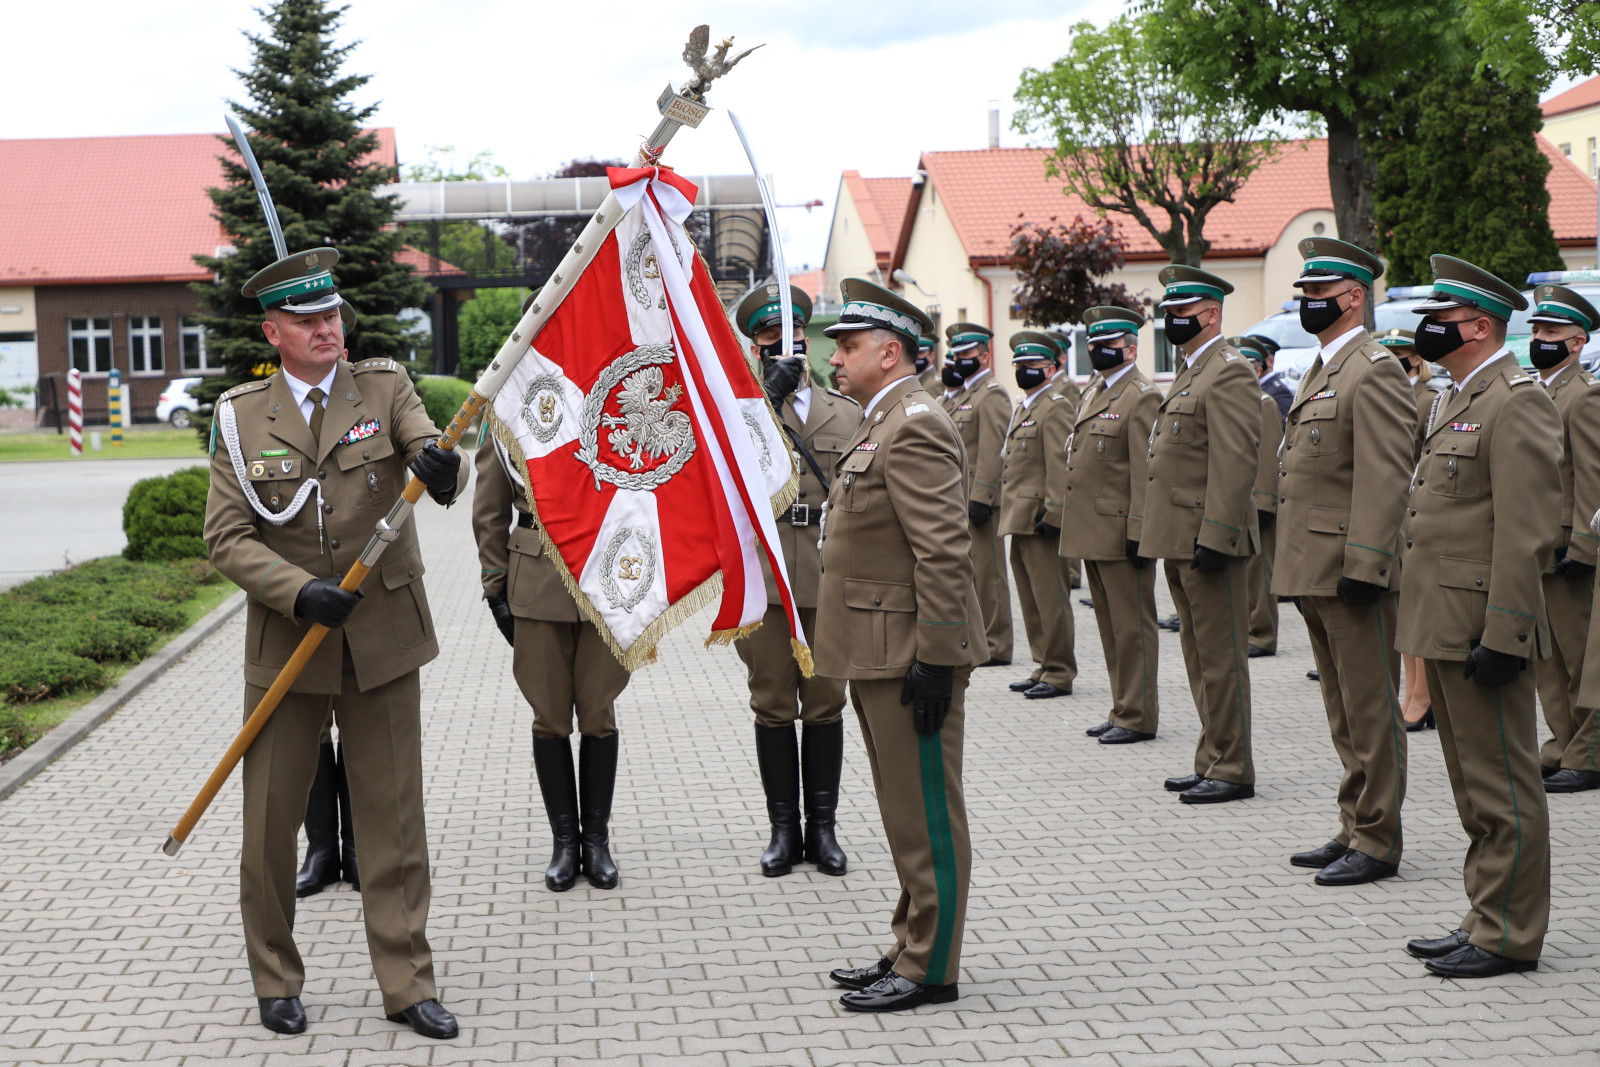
727,111,793,358
225,113,288,260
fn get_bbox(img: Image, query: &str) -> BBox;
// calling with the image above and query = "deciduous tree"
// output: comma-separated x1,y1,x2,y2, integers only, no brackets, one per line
1009,215,1146,327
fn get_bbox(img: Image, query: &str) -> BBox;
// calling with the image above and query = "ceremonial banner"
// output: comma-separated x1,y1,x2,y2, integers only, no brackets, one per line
487,166,807,672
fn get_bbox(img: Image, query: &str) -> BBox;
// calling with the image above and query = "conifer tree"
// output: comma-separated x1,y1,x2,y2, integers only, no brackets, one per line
189,0,429,438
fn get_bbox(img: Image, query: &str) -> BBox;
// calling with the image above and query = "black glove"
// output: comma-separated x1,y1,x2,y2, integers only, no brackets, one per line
1555,548,1596,581
900,660,955,736
1336,576,1385,606
762,355,807,405
1126,539,1146,570
1191,543,1229,572
294,575,363,628
408,440,461,497
968,501,993,527
1034,518,1060,540
1257,509,1275,531
486,590,515,647
1462,640,1524,688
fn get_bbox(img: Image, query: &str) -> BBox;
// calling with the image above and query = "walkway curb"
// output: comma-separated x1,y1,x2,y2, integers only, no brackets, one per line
0,589,246,803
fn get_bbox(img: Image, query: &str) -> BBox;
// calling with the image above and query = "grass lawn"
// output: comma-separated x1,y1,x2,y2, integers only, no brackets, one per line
0,426,209,463
0,562,238,764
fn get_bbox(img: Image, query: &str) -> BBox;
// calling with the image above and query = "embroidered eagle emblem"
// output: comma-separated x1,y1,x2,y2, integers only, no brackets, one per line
603,366,692,471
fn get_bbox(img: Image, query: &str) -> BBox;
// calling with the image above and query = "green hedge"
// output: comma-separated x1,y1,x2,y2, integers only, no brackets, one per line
124,466,209,561
415,375,474,438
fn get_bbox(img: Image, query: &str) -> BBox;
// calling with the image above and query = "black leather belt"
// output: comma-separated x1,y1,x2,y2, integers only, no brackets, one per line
781,503,821,526
516,511,537,529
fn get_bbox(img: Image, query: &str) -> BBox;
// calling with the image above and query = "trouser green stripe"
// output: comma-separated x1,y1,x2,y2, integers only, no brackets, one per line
918,732,958,986
1493,687,1524,958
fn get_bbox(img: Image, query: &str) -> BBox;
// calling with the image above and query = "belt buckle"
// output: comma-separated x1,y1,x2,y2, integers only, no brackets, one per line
789,503,810,527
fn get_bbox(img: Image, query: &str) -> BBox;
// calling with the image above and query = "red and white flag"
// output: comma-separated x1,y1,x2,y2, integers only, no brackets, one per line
485,166,808,673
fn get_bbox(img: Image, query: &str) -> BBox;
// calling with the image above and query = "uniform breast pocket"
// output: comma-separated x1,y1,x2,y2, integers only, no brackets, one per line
1012,426,1039,453
1298,400,1340,455
1163,396,1198,442
1427,433,1481,498
810,434,848,481
1088,419,1123,458
836,450,877,512
336,435,397,510
506,526,545,613
245,455,305,513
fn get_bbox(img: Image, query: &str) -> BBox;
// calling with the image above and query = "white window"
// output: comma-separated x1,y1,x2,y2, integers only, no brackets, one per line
1560,142,1572,157
179,316,216,372
128,315,164,375
68,317,112,374
1590,138,1598,179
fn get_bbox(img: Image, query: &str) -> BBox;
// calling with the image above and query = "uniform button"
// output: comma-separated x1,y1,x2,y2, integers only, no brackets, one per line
799,492,807,499
1475,579,1483,586
1380,569,1388,576
1291,416,1298,425
408,569,416,579
1280,496,1286,503
317,470,326,479
1409,509,1416,516
1519,632,1528,641
1423,448,1430,455
1407,540,1414,548
323,503,334,514
1339,523,1345,531
330,539,341,549
874,596,882,606
362,451,370,460
1286,443,1293,450
961,639,968,648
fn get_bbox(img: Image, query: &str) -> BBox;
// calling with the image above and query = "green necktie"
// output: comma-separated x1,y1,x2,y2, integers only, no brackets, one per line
306,387,325,442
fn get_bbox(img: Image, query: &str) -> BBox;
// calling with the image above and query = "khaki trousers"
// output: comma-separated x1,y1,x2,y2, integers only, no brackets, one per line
851,673,972,987
1300,594,1406,861
735,604,846,728
1246,523,1278,653
1424,660,1550,961
513,617,628,739
970,519,1013,663
1165,557,1254,784
1085,559,1160,735
1537,570,1598,770
1008,533,1076,689
240,652,435,1014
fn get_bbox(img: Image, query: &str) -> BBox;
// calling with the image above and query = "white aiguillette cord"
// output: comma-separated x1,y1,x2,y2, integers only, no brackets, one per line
218,397,326,552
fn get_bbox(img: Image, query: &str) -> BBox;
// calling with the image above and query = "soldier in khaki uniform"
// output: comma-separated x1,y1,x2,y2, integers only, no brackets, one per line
1272,239,1417,886
473,430,630,892
1231,336,1285,659
1141,266,1261,804
945,322,1014,665
817,279,985,1013
1397,256,1560,978
1045,329,1083,590
1524,285,1600,793
204,249,465,1039
1060,307,1162,743
730,283,860,875
999,330,1077,700
916,332,941,394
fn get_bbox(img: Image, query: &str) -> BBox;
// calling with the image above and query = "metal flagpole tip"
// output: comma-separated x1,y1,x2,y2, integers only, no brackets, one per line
161,834,184,857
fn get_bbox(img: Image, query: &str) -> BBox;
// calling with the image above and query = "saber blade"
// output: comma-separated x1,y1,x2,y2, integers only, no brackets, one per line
225,114,288,260
728,111,793,358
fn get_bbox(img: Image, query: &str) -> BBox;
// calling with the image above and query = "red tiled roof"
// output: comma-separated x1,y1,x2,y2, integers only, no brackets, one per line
1542,75,1600,118
911,136,1596,268
789,267,823,301
839,171,912,269
0,128,398,286
396,246,465,275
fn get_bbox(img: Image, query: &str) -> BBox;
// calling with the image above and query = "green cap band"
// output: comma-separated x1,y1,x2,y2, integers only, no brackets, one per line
1303,256,1375,285
1377,335,1414,347
1163,281,1226,301
743,300,807,334
1431,278,1514,321
253,269,335,310
950,331,989,346
1013,342,1055,359
1087,318,1137,337
1535,299,1596,331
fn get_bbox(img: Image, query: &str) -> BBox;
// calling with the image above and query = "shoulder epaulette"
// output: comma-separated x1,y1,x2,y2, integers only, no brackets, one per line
220,379,271,401
1046,392,1066,403
1507,374,1533,388
1136,381,1152,392
1367,345,1393,363
984,380,1001,389
352,357,397,373
826,387,860,407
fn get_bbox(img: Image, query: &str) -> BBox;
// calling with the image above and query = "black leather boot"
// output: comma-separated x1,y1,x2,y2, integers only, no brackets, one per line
801,721,848,876
334,742,358,891
531,735,581,892
296,742,341,897
754,723,804,876
579,732,620,890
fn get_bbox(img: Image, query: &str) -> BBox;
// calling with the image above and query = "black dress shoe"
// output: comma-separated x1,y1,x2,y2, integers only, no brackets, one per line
978,658,1011,667
1424,944,1537,978
1306,669,1319,681
1315,848,1399,886
1024,681,1070,699
386,999,459,1039
258,996,307,1035
1099,726,1155,744
829,956,894,990
839,972,959,1013
1405,929,1469,959
1289,839,1348,869
1078,597,1093,607
1406,709,1436,733
1247,645,1274,658
1164,773,1203,792
1544,767,1600,793
1157,614,1181,632
1086,719,1114,737
1010,677,1040,692
1178,778,1254,804
1542,763,1559,779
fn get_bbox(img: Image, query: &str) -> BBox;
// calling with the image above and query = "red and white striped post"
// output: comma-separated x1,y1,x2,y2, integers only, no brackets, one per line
67,368,83,456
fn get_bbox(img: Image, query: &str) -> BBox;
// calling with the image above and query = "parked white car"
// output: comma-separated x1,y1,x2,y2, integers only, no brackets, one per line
155,377,203,429
1238,304,1319,383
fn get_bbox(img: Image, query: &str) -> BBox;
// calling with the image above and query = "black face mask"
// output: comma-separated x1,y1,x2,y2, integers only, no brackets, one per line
1415,316,1468,363
914,355,929,373
954,355,982,379
1298,292,1349,335
758,337,807,363
1089,343,1126,372
1164,311,1203,345
1015,366,1050,391
1530,338,1571,370
940,364,965,389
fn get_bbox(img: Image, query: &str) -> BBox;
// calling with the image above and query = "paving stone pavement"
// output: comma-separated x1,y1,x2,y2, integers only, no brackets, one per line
4,461,1600,1066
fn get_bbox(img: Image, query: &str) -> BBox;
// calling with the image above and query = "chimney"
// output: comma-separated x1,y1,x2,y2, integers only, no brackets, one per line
987,101,1000,149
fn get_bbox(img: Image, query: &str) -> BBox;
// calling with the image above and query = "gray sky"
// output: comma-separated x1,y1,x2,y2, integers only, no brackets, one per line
2,0,1122,269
